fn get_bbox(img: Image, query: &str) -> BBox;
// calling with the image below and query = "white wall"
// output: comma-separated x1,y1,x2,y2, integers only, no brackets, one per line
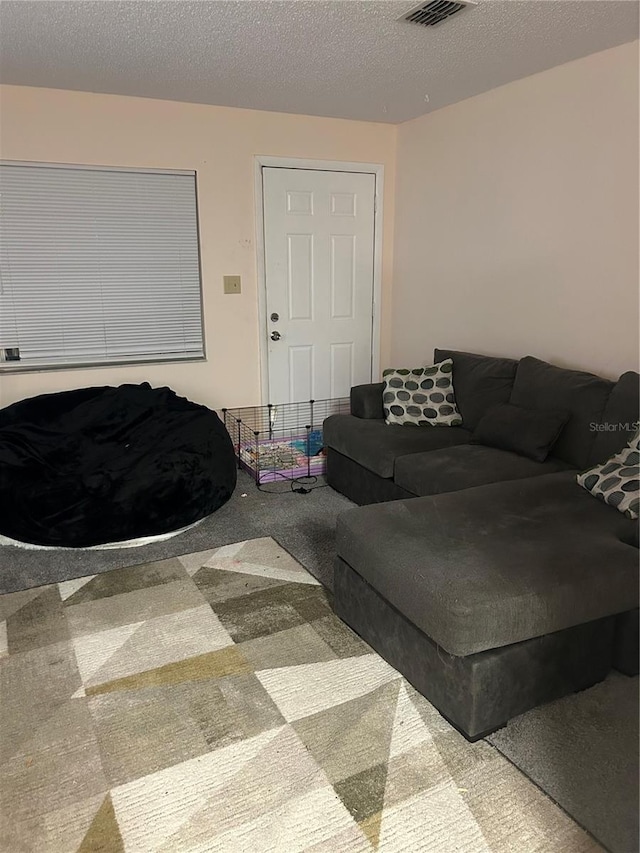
391,41,639,380
0,86,396,409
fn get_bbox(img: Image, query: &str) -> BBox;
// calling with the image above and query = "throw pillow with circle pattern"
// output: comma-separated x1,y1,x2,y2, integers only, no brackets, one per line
576,431,639,519
382,359,463,427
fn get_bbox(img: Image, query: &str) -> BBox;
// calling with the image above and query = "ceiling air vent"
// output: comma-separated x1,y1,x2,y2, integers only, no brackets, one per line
401,0,476,27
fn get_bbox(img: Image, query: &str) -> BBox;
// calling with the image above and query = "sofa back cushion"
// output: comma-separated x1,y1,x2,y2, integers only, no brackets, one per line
433,348,518,430
589,371,640,465
509,356,613,469
470,402,569,462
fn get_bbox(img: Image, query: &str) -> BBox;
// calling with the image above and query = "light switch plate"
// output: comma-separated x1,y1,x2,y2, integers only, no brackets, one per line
223,275,241,294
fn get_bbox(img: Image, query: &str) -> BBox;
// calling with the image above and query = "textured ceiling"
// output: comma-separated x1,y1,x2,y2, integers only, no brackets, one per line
0,1,637,124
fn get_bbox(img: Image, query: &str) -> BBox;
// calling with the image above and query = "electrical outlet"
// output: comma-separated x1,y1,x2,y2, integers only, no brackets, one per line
223,275,241,294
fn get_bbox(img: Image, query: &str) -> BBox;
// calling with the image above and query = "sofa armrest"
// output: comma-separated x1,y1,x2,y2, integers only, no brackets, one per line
350,383,385,419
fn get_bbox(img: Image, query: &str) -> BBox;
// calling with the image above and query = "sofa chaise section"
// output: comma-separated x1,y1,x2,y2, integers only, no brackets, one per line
334,472,638,739
336,473,637,657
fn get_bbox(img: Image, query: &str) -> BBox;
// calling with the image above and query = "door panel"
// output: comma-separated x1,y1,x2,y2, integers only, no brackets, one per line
330,342,354,398
330,235,355,319
263,167,376,404
287,234,313,320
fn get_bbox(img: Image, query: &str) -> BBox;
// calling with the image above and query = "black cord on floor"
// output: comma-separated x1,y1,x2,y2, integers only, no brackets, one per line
256,473,329,495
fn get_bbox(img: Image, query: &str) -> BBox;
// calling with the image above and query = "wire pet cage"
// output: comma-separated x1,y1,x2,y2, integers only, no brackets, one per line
221,398,349,488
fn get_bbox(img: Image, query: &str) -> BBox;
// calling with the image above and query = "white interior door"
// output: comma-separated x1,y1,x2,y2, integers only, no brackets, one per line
262,167,376,403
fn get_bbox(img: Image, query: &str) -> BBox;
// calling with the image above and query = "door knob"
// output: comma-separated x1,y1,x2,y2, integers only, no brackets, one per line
270,331,281,341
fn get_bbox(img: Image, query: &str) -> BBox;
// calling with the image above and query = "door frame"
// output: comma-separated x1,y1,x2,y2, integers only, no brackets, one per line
254,155,385,404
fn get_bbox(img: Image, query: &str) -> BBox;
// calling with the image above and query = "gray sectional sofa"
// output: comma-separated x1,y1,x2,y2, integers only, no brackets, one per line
324,349,639,740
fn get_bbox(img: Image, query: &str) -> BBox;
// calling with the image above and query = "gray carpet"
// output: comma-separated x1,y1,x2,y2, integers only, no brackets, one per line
0,470,353,595
488,672,639,853
1,471,638,852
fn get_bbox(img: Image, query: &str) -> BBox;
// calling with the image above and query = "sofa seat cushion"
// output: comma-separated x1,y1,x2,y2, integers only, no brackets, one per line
336,472,638,656
323,414,471,479
394,445,573,497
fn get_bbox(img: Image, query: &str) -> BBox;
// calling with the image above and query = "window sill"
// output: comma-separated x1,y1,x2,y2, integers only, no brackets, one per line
0,355,207,374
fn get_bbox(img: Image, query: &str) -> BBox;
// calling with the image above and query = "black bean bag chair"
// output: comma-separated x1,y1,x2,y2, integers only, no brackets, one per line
0,383,237,547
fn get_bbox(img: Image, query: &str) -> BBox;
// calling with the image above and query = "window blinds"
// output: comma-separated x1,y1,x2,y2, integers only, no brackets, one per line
0,163,204,369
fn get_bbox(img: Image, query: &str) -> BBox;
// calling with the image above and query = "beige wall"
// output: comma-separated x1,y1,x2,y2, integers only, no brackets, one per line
0,86,396,408
391,41,639,380
2,41,638,411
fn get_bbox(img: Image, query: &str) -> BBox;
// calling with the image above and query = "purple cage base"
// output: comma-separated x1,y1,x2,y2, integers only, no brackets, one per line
237,432,327,484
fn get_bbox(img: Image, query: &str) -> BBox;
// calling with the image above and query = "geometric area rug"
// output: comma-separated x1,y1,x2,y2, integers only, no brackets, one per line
0,538,602,852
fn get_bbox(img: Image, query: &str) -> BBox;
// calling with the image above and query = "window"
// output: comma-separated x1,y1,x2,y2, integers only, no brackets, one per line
0,162,204,370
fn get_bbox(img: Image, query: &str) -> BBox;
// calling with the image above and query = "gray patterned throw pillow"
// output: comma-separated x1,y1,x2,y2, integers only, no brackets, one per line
577,431,639,519
383,359,462,427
